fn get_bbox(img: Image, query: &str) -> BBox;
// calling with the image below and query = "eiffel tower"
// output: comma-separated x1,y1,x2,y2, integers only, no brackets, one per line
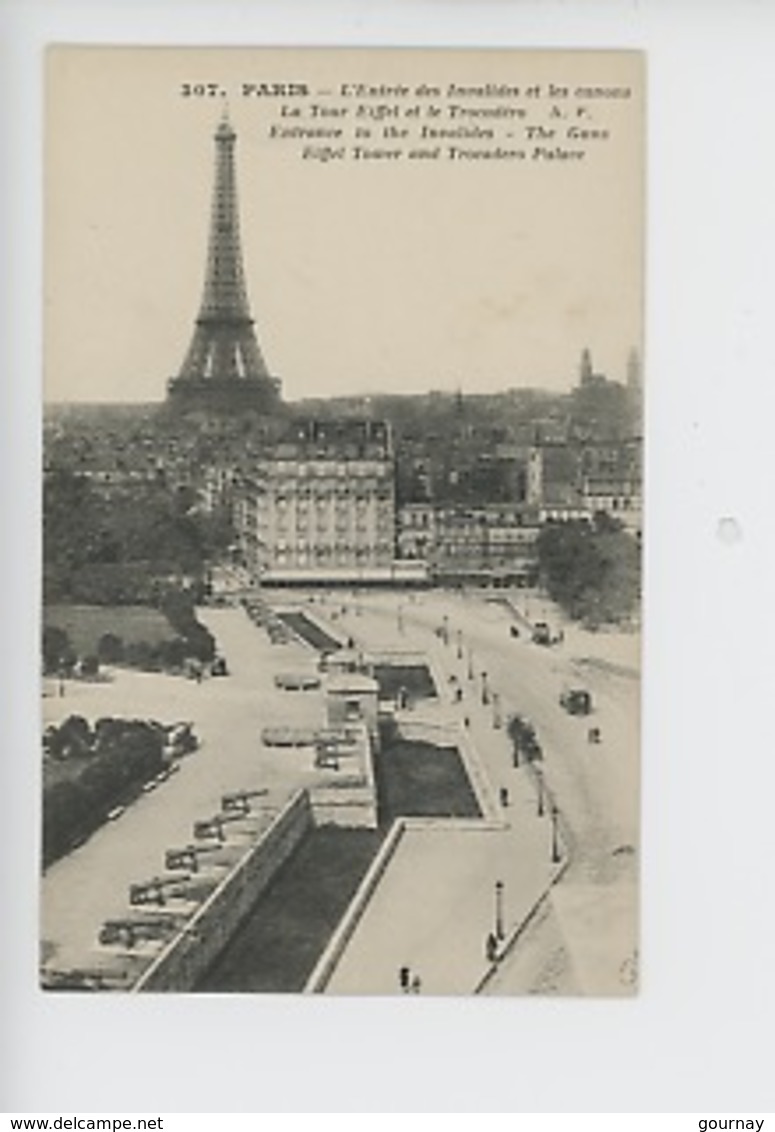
167,111,282,415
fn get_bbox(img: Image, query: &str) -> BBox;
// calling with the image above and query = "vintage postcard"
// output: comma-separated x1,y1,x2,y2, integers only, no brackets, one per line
42,46,643,995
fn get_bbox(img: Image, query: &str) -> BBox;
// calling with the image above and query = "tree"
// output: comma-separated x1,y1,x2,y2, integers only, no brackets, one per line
46,715,92,760
535,515,640,626
42,625,75,675
158,637,188,670
97,632,125,664
43,469,104,600
43,779,89,865
159,588,216,662
42,466,214,603
79,654,100,679
507,714,542,765
124,640,156,670
43,717,166,866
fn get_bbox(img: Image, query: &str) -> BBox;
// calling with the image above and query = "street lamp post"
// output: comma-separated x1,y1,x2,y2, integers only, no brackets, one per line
456,629,463,659
551,803,561,864
467,649,474,681
481,671,489,705
535,766,545,817
495,880,505,940
492,691,502,729
510,717,520,768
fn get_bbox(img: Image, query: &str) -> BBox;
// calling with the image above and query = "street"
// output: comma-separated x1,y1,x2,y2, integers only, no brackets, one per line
304,586,639,994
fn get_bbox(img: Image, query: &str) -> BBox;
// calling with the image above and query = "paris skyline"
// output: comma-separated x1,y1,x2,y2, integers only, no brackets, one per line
45,47,643,405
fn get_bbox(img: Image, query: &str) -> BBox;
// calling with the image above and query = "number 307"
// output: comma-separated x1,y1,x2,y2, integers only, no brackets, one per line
181,83,224,97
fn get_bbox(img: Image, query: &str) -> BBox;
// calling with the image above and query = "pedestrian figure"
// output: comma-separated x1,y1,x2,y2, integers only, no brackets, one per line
455,688,463,703
399,966,411,993
410,975,422,995
486,932,499,964
464,716,470,728
499,786,509,808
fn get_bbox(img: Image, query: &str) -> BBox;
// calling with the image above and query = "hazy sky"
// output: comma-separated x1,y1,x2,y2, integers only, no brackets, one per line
46,47,643,404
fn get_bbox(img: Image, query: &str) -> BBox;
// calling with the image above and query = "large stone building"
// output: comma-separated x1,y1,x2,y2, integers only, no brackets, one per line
578,437,642,535
235,418,401,584
397,501,540,586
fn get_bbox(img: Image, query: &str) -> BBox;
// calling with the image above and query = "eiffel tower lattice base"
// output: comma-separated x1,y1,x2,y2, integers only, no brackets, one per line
167,374,281,416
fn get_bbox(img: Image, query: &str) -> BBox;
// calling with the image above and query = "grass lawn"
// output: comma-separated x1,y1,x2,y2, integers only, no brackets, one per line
276,610,342,653
375,738,481,823
196,826,382,992
372,663,436,702
44,604,173,655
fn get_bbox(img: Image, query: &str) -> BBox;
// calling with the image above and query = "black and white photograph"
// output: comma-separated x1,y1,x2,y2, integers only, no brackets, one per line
40,46,643,997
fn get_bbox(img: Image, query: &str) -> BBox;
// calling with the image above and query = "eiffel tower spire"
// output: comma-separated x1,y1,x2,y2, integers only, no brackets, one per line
167,111,281,414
